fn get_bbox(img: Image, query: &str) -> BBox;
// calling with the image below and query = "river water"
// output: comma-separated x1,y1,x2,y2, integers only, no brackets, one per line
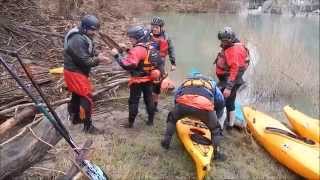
138,12,319,117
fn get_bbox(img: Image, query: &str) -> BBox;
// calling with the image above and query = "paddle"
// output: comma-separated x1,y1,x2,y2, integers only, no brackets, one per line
0,55,108,180
99,32,127,53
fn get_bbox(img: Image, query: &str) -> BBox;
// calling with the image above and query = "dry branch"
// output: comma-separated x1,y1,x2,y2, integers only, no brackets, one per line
0,106,37,136
18,26,64,38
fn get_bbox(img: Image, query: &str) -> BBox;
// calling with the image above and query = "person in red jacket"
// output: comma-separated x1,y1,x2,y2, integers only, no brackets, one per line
111,26,162,128
149,16,176,112
214,27,249,131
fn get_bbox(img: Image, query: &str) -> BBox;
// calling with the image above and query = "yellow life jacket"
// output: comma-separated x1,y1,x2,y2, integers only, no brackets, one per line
182,79,213,91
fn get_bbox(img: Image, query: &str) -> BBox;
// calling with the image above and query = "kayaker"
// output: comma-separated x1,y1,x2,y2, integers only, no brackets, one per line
64,14,109,134
149,16,177,112
160,72,226,161
111,25,163,128
214,27,250,131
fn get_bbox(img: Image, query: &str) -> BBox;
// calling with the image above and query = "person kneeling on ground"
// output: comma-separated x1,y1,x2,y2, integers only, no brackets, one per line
161,72,226,161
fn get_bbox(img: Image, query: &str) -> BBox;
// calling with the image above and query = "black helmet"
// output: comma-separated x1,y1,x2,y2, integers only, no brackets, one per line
218,27,236,42
127,25,149,42
80,15,100,31
151,16,165,27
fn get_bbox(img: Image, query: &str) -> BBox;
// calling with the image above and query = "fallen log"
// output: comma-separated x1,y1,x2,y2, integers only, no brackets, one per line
0,104,68,179
0,106,37,136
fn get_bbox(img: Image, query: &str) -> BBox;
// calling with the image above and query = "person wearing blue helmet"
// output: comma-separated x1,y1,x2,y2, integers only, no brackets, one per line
111,25,163,128
64,14,109,134
160,72,226,161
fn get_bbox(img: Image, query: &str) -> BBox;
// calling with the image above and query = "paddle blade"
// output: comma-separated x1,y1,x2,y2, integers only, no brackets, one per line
81,160,109,180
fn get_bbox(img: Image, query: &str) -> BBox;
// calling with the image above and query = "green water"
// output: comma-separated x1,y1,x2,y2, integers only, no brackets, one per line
139,13,319,117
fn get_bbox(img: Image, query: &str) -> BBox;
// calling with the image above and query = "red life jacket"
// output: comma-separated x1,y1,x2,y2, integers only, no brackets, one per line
214,43,250,81
129,43,163,86
151,35,169,58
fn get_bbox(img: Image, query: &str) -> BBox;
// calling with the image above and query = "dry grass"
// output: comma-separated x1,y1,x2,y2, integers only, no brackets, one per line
21,94,300,179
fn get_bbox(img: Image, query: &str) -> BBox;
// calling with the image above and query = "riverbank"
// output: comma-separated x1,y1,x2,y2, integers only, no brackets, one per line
1,0,316,179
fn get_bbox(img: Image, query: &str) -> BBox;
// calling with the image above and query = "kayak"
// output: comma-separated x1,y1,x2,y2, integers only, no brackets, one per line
243,106,320,179
284,105,320,143
49,67,63,74
176,118,213,180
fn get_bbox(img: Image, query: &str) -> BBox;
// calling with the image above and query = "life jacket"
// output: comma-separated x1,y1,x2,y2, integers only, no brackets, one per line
131,43,164,77
64,27,94,56
151,33,169,58
63,27,95,75
214,43,250,77
128,43,164,86
176,78,215,102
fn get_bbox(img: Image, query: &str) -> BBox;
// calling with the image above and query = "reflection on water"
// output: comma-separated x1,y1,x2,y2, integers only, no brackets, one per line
139,13,319,117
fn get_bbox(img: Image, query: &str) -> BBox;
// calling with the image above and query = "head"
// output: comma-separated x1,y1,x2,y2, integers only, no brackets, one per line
151,16,164,36
80,15,100,38
127,25,149,44
218,27,236,49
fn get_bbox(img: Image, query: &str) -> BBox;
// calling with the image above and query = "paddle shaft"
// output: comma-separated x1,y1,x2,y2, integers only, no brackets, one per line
13,53,72,139
99,32,126,53
0,55,80,154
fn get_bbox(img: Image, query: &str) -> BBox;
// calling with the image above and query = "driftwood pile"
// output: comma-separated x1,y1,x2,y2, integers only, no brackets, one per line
0,1,129,119
0,0,131,178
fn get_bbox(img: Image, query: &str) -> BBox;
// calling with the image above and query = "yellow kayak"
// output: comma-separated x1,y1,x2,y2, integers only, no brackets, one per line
176,118,213,180
243,106,320,179
49,67,63,74
284,105,320,143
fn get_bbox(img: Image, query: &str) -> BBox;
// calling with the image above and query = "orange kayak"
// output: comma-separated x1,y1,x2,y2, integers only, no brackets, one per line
284,105,320,143
243,106,320,179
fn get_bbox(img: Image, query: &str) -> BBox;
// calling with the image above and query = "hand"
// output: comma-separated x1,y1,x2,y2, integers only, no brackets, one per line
223,88,231,98
119,43,127,49
97,53,112,64
111,48,119,56
171,65,176,71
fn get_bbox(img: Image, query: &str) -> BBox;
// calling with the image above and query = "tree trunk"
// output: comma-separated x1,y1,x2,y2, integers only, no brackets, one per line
0,104,68,179
0,106,37,136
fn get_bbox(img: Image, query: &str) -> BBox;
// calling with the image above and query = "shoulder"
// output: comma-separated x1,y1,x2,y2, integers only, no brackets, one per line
69,34,87,45
130,45,148,56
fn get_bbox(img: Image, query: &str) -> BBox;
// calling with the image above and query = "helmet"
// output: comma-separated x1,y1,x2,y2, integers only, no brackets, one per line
127,25,149,42
151,16,165,27
217,27,236,42
150,69,161,81
80,15,100,31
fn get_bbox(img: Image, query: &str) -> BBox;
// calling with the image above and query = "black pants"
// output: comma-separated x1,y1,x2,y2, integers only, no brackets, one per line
152,82,161,95
218,83,241,112
128,82,155,124
164,103,223,146
67,93,92,125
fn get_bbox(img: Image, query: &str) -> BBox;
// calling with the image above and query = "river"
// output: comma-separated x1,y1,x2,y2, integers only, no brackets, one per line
138,12,319,117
